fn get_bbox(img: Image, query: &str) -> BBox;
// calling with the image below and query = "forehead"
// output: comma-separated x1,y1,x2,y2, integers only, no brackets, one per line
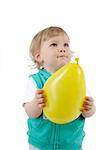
45,33,70,43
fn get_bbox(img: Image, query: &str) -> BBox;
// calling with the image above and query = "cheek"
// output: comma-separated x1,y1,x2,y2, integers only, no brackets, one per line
44,53,56,63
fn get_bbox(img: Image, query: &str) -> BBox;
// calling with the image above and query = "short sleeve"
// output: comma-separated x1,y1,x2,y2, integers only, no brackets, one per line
23,77,37,106
86,87,93,99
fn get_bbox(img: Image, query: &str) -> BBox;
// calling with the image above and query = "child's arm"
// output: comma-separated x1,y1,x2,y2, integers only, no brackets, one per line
81,96,96,118
23,89,46,118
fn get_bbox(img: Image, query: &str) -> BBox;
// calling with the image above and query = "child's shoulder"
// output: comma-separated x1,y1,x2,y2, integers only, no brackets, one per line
29,70,40,78
29,70,43,89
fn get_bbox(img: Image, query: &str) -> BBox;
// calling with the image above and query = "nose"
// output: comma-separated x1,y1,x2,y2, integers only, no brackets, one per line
59,49,66,53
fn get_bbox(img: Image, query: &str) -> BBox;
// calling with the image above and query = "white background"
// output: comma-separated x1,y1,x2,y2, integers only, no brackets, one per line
0,0,112,149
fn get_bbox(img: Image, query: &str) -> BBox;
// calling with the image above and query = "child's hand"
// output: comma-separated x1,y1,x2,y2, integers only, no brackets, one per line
34,89,46,109
24,89,47,118
80,96,96,118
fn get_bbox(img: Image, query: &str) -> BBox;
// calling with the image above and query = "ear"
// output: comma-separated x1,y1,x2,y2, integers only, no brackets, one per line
34,51,42,64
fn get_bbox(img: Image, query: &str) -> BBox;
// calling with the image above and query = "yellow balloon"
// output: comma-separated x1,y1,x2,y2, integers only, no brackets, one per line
43,60,86,124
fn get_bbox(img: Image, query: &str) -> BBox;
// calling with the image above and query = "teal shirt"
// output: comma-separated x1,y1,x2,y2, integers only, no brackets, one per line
27,69,85,150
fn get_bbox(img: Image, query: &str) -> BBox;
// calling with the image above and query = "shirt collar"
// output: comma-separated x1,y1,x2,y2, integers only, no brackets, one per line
39,68,52,78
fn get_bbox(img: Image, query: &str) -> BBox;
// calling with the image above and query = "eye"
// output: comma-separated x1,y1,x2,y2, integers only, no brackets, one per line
50,43,57,47
64,43,69,47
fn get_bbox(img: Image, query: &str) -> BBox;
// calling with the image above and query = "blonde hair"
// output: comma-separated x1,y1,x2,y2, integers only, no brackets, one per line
29,26,69,69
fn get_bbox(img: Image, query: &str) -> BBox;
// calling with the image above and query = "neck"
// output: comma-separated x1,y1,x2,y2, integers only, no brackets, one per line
43,65,59,73
44,67,57,73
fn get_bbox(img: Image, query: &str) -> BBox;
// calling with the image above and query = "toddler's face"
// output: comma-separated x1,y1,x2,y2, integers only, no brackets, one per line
39,33,71,72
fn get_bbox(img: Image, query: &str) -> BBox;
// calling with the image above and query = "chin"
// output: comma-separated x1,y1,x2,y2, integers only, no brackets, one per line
58,62,68,69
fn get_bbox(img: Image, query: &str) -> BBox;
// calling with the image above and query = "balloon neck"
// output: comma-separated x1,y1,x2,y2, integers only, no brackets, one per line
75,57,79,64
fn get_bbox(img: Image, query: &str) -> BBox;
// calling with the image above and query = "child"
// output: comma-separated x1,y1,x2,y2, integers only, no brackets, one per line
23,26,96,150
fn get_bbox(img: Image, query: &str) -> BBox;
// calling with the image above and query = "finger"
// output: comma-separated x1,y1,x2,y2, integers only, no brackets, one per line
80,107,89,112
85,96,94,101
83,105,92,110
83,100,93,106
38,98,46,104
81,107,90,112
84,108,91,111
38,103,46,108
36,89,44,94
36,94,46,99
84,97,94,103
